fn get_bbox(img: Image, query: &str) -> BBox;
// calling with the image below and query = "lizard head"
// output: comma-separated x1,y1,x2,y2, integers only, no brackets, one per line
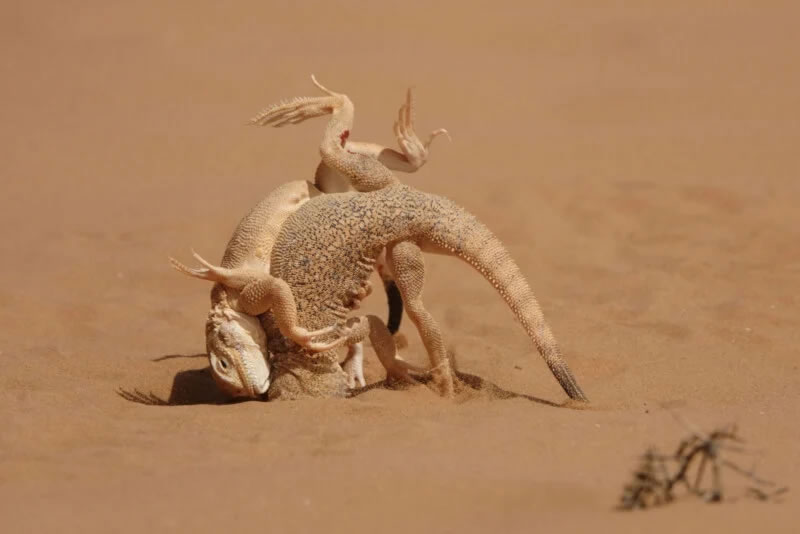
205,304,270,398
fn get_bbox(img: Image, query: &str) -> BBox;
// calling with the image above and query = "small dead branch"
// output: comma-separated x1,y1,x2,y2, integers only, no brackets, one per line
619,448,672,509
618,424,788,510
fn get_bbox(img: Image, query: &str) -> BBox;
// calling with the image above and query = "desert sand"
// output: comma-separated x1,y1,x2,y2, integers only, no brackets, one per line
2,1,799,532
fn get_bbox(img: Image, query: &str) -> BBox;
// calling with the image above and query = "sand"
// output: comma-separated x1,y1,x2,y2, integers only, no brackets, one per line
1,1,798,532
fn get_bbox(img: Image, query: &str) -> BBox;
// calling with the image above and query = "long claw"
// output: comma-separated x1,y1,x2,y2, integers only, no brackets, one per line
169,251,223,282
292,319,357,352
310,74,339,96
403,88,415,129
302,324,339,338
394,124,411,153
305,336,348,353
399,101,410,134
394,116,406,143
307,341,339,352
393,117,403,143
425,128,451,148
249,95,338,127
169,256,205,277
190,249,216,270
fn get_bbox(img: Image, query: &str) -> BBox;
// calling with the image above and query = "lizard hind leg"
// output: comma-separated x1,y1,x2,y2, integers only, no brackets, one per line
393,87,451,170
249,75,351,128
173,252,345,354
387,241,456,397
341,315,426,384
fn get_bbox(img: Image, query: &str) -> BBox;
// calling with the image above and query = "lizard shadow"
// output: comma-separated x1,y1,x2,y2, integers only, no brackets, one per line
118,355,575,409
116,353,245,406
350,371,570,409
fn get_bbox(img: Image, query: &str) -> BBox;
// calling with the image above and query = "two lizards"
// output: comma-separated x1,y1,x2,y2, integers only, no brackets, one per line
175,78,588,403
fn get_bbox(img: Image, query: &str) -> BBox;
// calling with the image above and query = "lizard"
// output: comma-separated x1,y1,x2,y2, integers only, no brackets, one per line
192,80,589,403
170,76,448,398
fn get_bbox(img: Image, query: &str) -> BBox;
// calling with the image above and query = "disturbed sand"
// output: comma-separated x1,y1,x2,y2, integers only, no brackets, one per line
1,1,799,532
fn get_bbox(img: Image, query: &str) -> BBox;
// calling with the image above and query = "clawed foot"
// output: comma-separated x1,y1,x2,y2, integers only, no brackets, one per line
249,75,351,127
289,322,352,353
429,360,456,397
169,250,216,280
385,357,428,387
289,317,360,353
342,344,366,389
394,87,450,170
385,358,455,395
169,250,245,287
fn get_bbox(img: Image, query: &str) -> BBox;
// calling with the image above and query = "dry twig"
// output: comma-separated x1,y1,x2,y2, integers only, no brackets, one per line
618,424,787,510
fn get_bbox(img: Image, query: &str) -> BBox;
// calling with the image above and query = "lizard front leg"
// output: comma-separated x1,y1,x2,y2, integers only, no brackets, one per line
313,85,448,194
238,278,346,352
389,86,450,171
344,87,450,173
249,75,349,128
170,253,345,352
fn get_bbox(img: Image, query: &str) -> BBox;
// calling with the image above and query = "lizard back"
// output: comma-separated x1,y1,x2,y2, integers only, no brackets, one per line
270,184,448,330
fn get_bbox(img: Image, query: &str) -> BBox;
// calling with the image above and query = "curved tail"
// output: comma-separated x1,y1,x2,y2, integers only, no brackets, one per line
428,206,588,401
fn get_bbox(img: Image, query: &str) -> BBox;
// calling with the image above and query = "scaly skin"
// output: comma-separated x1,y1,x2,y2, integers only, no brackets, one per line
170,180,337,398
265,184,589,402
204,77,587,403
254,78,587,402
171,77,447,397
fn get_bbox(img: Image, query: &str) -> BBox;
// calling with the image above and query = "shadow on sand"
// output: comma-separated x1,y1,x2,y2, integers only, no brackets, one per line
348,371,567,408
118,354,578,409
116,353,238,406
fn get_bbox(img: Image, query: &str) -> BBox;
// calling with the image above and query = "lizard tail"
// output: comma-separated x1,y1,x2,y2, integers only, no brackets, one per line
427,209,588,402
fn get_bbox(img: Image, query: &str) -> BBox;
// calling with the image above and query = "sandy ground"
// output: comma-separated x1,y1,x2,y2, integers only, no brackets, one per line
2,1,799,532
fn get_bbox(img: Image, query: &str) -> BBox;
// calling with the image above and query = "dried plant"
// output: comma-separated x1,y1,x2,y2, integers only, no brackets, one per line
619,424,787,510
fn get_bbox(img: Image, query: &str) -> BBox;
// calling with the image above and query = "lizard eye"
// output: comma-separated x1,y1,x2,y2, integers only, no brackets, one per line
211,353,231,375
